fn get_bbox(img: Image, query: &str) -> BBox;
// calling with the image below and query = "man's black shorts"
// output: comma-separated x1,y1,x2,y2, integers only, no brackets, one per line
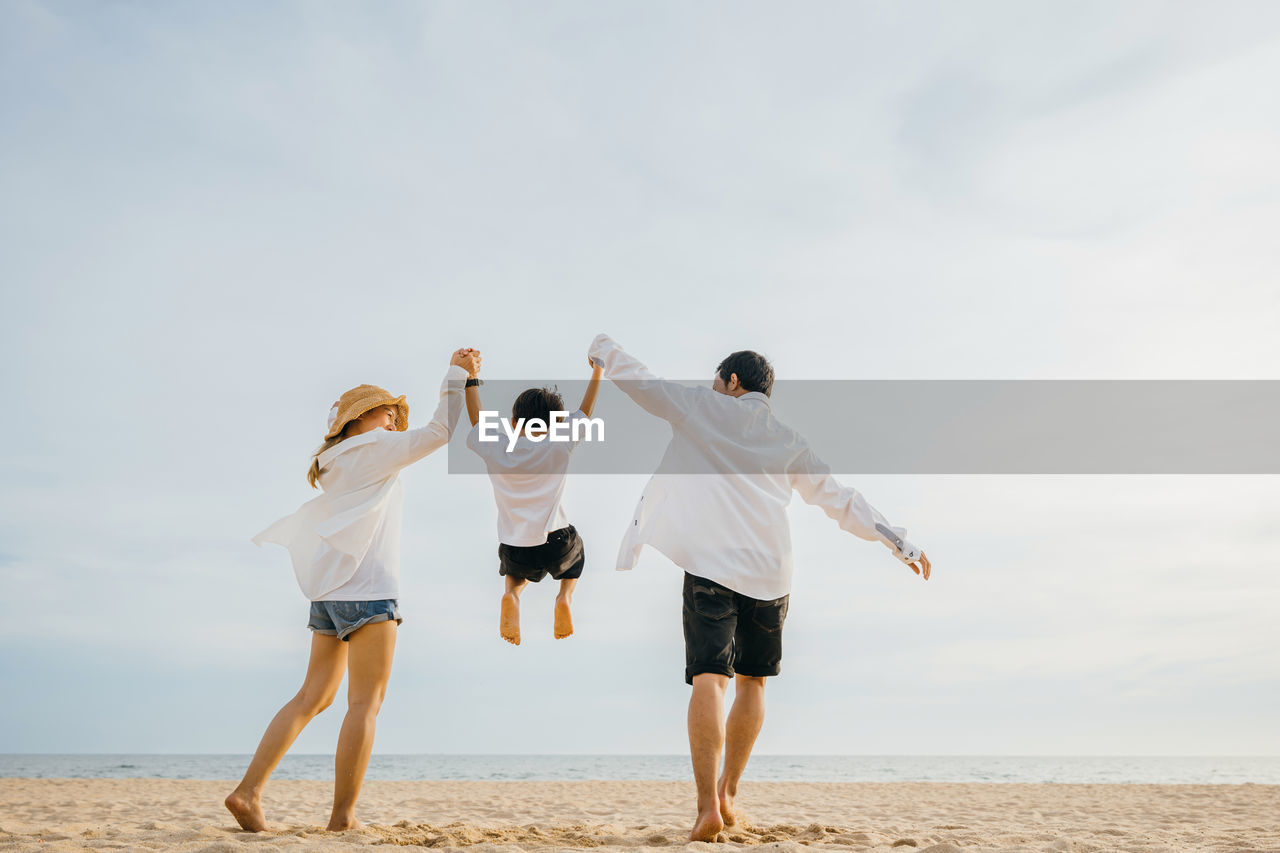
498,524,585,583
682,572,789,685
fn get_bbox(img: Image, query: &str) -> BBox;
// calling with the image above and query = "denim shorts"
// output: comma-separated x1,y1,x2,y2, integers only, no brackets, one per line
308,599,402,641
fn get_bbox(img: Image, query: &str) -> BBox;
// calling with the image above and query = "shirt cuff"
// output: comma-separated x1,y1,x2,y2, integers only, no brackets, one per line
894,540,922,564
443,364,470,385
588,333,617,370
876,522,920,563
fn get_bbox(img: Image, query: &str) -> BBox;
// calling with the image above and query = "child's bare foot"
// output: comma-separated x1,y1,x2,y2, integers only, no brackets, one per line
224,790,267,832
554,595,574,639
500,593,521,645
326,816,364,832
689,809,725,843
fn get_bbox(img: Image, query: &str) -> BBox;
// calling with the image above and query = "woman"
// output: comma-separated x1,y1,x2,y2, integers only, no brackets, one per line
225,347,481,832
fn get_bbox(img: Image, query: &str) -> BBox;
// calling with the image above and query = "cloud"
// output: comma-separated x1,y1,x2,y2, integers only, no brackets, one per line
2,1,1279,756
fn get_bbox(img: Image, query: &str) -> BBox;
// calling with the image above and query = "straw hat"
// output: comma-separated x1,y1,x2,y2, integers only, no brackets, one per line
325,384,409,440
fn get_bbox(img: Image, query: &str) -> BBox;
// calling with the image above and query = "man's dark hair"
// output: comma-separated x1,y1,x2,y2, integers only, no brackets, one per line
716,350,774,397
512,386,565,423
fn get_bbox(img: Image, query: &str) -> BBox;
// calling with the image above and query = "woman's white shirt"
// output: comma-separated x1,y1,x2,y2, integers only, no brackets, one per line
253,365,468,600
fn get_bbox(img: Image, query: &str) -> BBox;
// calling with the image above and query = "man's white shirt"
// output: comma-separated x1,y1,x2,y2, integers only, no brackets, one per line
588,333,921,601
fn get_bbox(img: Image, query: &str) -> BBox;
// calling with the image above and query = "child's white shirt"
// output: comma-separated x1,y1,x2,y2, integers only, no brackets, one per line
466,409,593,547
254,365,468,600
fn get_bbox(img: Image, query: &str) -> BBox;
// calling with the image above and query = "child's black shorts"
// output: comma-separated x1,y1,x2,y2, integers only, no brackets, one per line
498,524,585,582
682,572,789,685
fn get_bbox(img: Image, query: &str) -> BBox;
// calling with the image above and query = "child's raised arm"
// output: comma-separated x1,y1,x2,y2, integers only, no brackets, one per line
578,357,604,417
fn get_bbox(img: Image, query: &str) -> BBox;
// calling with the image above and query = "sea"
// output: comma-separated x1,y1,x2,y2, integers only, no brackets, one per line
1,754,1277,784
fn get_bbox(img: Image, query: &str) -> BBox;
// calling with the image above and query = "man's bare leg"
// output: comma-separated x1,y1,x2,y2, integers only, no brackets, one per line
328,620,396,832
501,575,529,645
687,672,730,842
554,576,577,639
226,633,347,832
717,675,766,826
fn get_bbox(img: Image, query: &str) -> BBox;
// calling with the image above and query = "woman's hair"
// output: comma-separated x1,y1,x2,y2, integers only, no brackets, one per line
307,429,350,489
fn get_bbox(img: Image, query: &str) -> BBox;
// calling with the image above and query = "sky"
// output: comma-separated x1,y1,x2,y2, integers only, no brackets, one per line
1,1,1279,757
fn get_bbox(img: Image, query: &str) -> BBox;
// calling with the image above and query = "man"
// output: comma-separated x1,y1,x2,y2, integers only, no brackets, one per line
588,333,931,842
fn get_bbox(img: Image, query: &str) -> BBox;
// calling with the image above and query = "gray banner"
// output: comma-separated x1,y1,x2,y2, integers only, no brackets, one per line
446,380,1280,474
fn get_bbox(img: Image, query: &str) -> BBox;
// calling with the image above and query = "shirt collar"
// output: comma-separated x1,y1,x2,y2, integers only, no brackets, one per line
738,391,772,408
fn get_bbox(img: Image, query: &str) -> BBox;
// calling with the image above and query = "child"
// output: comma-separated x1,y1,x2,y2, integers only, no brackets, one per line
226,347,481,833
465,357,603,645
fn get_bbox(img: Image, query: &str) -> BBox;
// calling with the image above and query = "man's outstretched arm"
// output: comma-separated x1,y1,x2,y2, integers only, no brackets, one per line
789,447,931,579
587,333,704,424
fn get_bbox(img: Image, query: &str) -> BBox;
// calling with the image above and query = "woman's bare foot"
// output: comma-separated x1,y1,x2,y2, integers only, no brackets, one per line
689,809,725,843
224,790,268,832
500,593,521,645
326,816,364,832
553,595,574,639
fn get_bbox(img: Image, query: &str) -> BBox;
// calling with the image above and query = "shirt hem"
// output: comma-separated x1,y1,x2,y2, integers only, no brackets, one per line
642,543,792,601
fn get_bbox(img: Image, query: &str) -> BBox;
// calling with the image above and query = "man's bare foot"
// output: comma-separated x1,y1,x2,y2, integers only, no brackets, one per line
500,593,521,645
554,596,574,639
717,781,739,826
689,810,725,843
326,816,364,832
224,790,267,833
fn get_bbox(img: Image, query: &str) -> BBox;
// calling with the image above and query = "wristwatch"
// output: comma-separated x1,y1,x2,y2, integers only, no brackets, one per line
465,378,483,387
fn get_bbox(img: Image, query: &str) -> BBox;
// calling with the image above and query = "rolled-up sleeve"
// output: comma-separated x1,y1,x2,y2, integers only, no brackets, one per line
788,446,922,564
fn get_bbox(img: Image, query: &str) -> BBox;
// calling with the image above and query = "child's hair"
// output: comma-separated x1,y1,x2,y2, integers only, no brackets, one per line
512,386,565,424
307,429,349,488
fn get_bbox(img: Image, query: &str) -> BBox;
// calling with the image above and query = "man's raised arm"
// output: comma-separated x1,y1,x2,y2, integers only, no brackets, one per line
587,333,704,425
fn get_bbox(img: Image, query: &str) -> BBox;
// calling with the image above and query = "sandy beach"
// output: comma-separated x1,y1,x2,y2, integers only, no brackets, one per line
1,779,1276,852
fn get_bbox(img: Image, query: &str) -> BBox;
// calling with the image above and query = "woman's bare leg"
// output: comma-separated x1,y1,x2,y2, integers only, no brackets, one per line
327,619,397,831
226,633,347,831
